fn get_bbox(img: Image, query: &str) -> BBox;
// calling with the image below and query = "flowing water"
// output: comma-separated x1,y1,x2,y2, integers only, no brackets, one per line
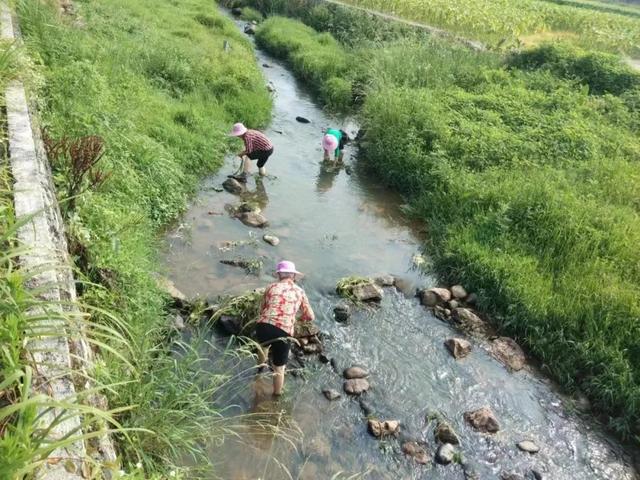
163,17,639,480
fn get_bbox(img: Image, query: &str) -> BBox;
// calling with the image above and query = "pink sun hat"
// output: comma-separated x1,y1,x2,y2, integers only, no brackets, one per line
229,122,247,137
276,260,302,275
322,133,339,153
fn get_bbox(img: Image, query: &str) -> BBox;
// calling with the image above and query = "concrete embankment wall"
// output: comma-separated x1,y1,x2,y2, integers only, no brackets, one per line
2,3,116,478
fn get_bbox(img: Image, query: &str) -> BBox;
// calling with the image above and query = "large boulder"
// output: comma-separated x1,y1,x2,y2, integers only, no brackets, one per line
492,337,526,371
401,441,429,464
420,287,451,306
464,407,500,433
343,366,369,379
237,211,268,228
435,421,460,445
352,282,383,302
367,419,399,438
222,177,245,194
452,308,485,331
444,338,472,359
343,378,370,395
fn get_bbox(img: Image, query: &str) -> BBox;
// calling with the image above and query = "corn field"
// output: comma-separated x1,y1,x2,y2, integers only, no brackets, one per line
339,0,640,54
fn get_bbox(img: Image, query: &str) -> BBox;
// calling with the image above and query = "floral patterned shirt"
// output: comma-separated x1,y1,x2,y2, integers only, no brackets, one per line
258,280,315,336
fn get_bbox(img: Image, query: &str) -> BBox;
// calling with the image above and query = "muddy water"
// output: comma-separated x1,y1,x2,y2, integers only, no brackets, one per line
163,19,638,480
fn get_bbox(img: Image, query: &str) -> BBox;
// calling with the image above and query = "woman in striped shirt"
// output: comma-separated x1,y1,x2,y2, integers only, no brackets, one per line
229,122,274,180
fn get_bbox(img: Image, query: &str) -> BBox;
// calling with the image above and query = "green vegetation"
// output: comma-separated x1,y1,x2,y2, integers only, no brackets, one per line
13,0,272,476
336,276,372,300
339,0,640,54
240,6,264,22
210,289,264,334
253,15,640,442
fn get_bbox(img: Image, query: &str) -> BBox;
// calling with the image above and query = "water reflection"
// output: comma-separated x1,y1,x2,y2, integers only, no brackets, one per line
316,160,342,193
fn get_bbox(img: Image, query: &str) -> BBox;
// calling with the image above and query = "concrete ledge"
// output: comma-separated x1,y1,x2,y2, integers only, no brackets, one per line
3,2,116,478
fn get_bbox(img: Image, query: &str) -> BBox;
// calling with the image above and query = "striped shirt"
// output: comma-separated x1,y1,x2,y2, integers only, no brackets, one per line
258,280,314,336
243,129,273,154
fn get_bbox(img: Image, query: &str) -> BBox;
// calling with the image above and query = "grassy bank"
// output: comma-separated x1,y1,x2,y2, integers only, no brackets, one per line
253,13,640,442
14,0,271,476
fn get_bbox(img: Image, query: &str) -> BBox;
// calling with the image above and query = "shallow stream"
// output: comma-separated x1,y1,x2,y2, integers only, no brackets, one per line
163,16,639,480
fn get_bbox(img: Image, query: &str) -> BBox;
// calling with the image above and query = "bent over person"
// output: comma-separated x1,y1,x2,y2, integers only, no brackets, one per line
256,260,315,396
229,122,274,179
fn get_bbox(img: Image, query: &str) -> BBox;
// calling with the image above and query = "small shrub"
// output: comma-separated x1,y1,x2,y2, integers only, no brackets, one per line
240,7,263,22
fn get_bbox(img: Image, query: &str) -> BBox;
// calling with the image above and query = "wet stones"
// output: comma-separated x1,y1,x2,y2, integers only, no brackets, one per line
436,443,456,465
435,421,460,445
501,472,525,480
517,440,540,454
231,6,242,15
419,287,451,307
452,307,485,332
322,388,341,401
303,343,322,354
237,211,268,228
492,337,526,371
173,313,185,330
262,234,280,246
156,276,187,307
374,274,396,287
464,407,500,433
244,23,256,35
367,419,399,438
222,177,245,194
358,397,374,416
450,284,468,299
444,338,472,359
401,441,429,464
218,314,242,336
343,378,370,395
333,303,351,322
343,366,369,379
295,116,311,123
351,282,383,302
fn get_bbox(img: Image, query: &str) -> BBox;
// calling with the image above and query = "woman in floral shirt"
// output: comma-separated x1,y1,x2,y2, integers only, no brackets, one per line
256,260,315,395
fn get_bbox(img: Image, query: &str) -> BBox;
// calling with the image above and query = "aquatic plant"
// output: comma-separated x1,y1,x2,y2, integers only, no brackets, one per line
336,276,371,300
210,289,265,334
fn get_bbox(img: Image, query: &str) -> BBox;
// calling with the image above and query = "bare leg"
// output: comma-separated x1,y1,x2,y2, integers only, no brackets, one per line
242,156,251,174
272,365,285,395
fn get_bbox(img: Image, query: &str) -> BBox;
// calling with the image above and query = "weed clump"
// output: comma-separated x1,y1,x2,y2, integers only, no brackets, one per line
336,276,371,300
210,289,264,334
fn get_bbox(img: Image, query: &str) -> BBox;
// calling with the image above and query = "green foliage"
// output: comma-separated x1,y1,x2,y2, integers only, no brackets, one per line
240,6,263,22
256,16,355,110
16,0,272,474
210,289,264,334
338,0,640,54
336,276,371,301
509,43,640,95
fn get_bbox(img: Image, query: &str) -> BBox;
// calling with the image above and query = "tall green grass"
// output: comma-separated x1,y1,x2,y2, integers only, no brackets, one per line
15,0,273,475
254,16,640,442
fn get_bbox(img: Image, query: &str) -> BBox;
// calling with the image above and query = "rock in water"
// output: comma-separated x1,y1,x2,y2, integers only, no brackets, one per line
244,23,255,35
263,234,280,246
436,443,456,465
352,282,383,302
517,440,540,454
231,6,242,15
501,473,525,480
465,292,478,305
435,421,460,445
237,211,268,228
295,116,311,123
452,308,485,331
173,314,185,330
402,441,429,464
303,343,321,354
464,407,500,433
322,388,341,401
492,337,526,371
343,378,369,395
367,419,399,438
156,276,187,305
222,177,244,194
530,469,543,480
444,338,472,359
374,274,396,287
218,315,242,336
343,366,369,379
420,287,451,306
358,398,374,416
450,284,468,299
333,303,351,322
